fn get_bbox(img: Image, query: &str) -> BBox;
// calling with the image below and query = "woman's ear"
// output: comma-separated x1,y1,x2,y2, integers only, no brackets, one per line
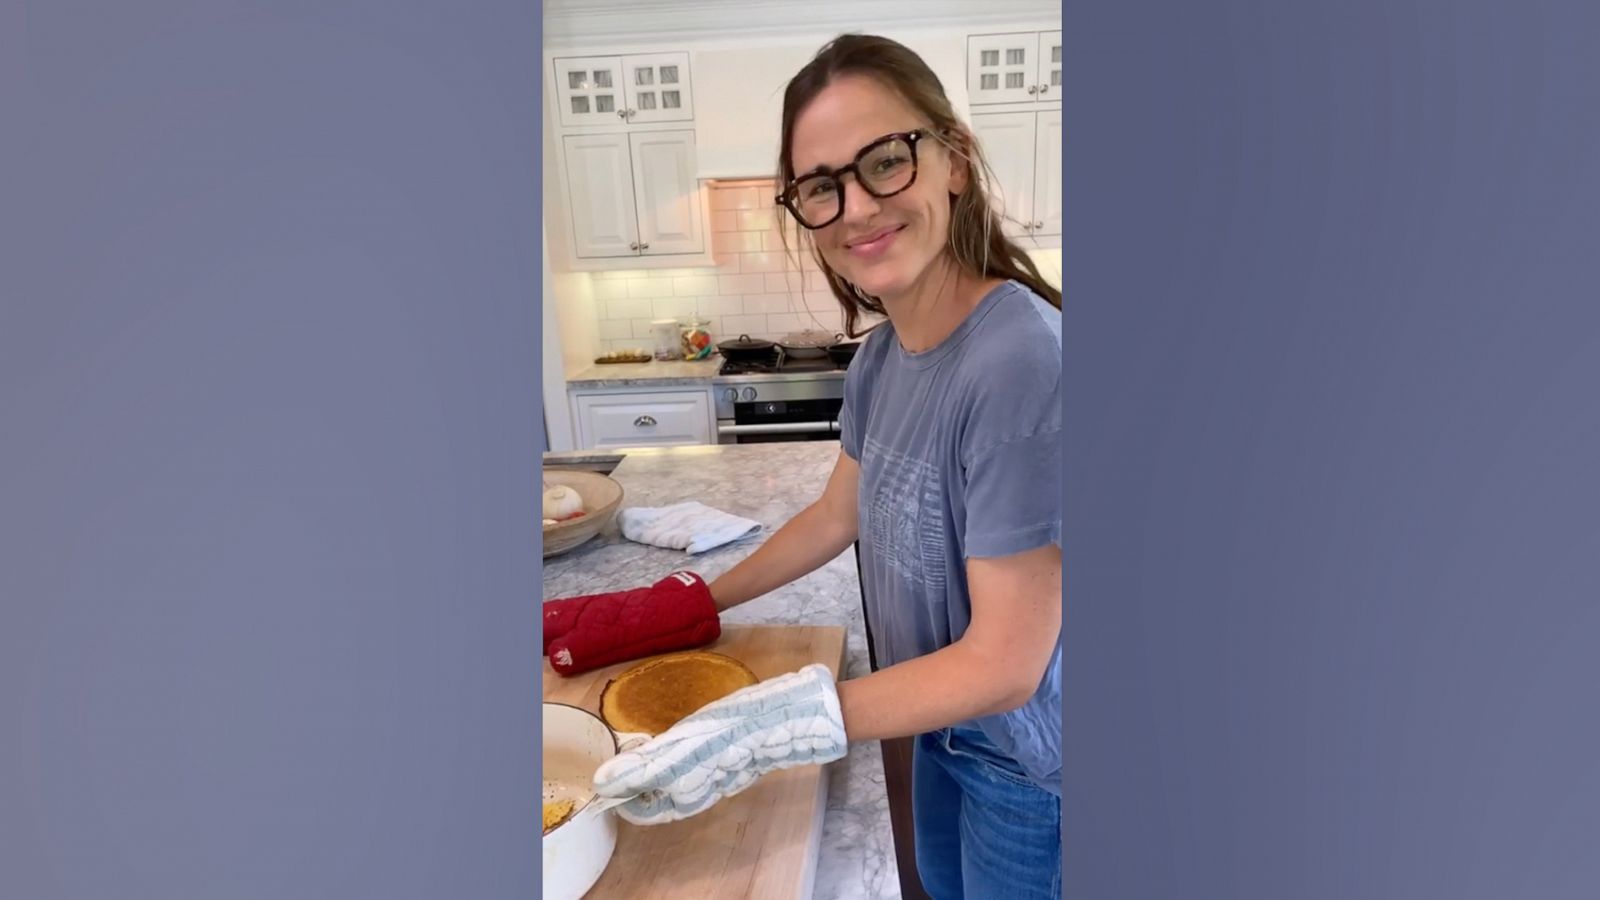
942,126,974,195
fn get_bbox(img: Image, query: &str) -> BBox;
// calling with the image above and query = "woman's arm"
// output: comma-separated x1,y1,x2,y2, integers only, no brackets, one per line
836,542,1061,742
707,449,860,613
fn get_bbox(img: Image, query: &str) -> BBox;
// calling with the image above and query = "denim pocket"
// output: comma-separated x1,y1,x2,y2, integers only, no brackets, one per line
939,727,1039,790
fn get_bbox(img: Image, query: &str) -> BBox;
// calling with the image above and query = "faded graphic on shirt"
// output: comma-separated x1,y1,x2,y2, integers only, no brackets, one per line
861,434,947,594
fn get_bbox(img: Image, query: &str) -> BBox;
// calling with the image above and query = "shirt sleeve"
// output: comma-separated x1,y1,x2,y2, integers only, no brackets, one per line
960,340,1062,559
962,427,1062,558
838,348,869,461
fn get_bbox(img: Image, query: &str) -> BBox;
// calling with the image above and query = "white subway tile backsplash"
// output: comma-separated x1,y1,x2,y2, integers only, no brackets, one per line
718,273,767,295
722,313,768,336
808,308,845,333
763,272,804,294
712,231,763,254
761,230,801,254
673,275,719,296
803,270,831,291
594,271,631,280
592,279,631,300
605,297,652,320
620,269,653,279
736,251,783,273
743,294,795,315
627,277,666,298
737,209,775,232
698,295,745,317
711,186,761,211
803,290,839,311
652,297,697,319
711,210,738,232
598,319,634,340
765,312,805,333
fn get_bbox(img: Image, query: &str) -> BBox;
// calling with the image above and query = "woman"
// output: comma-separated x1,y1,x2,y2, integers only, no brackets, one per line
544,34,1062,899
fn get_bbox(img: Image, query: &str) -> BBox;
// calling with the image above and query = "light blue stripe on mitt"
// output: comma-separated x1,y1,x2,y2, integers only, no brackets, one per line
590,663,848,825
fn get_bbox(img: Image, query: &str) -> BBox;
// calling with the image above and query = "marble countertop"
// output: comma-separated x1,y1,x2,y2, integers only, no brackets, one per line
565,356,722,388
541,442,899,900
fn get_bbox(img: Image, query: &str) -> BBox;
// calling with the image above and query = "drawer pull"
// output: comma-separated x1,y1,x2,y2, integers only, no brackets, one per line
634,415,657,427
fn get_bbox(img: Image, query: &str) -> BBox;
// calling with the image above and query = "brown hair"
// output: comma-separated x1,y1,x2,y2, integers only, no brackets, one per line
777,33,1062,338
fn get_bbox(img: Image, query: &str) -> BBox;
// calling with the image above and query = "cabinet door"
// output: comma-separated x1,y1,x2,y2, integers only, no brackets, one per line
622,52,693,123
563,133,641,259
967,33,1038,105
971,112,1037,238
629,131,704,255
1037,31,1062,100
1032,109,1062,237
553,56,627,128
574,390,714,448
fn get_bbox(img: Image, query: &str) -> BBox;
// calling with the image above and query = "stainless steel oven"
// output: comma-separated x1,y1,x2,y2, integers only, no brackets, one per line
714,362,846,444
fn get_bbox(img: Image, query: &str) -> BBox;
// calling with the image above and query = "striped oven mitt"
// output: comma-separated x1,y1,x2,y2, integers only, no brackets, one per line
590,663,849,825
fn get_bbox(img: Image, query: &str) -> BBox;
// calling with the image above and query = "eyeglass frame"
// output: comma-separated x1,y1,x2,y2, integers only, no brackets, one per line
775,130,930,230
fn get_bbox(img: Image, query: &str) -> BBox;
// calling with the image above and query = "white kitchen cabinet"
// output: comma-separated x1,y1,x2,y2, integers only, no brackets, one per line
562,132,639,258
971,111,1037,238
629,131,703,255
622,53,694,124
968,29,1061,107
570,387,717,449
553,56,628,128
1032,108,1063,237
972,108,1061,244
561,130,704,260
1038,31,1062,96
554,52,693,128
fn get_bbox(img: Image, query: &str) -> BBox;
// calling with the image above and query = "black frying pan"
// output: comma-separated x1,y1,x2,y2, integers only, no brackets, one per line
716,334,777,364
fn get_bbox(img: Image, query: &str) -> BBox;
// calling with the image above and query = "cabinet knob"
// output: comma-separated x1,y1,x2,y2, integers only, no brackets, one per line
629,242,640,250
1022,221,1035,231
617,109,627,118
1027,85,1038,95
1034,220,1045,229
626,108,636,118
639,242,649,250
634,415,657,427
1038,84,1049,95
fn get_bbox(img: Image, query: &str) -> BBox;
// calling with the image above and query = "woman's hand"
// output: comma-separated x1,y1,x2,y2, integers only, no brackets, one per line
590,663,849,825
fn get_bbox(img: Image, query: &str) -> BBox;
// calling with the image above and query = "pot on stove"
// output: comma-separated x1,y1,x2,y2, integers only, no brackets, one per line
716,334,778,365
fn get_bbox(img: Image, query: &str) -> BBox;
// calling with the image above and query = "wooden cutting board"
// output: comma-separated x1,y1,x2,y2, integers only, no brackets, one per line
543,624,847,900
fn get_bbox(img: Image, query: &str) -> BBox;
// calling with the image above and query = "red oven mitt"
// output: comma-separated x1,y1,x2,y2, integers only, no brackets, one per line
542,571,721,677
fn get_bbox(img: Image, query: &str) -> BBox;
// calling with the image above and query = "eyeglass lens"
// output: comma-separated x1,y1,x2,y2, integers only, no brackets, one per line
788,135,918,228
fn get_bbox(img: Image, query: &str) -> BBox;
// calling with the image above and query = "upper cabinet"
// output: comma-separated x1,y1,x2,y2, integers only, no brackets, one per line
967,30,1061,106
620,53,695,124
971,106,1061,246
554,52,695,128
549,49,709,268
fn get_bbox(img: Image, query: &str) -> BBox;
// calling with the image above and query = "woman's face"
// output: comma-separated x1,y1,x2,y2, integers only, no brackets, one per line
787,75,966,301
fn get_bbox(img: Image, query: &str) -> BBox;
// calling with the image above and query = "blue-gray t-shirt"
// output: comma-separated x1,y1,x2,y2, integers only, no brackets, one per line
840,279,1063,795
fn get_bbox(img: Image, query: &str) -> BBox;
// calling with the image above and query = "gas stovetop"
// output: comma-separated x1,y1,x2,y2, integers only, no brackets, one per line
715,352,847,383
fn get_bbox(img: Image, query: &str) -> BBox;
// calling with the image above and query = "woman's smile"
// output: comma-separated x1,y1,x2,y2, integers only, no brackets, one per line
843,224,906,259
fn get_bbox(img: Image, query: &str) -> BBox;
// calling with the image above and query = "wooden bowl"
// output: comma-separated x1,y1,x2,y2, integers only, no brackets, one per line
542,470,624,558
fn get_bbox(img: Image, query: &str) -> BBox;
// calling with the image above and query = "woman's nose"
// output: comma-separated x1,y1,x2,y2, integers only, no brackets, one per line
838,176,881,224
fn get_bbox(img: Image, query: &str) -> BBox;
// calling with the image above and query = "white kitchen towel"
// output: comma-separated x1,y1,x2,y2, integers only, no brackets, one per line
618,501,763,555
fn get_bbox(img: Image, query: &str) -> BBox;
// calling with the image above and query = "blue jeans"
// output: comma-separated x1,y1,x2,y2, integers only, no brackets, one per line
912,726,1061,899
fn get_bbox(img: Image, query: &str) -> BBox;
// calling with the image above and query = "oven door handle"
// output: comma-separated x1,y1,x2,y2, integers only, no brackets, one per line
717,421,837,436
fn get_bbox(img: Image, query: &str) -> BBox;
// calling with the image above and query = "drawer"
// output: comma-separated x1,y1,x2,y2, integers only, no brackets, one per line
572,389,714,449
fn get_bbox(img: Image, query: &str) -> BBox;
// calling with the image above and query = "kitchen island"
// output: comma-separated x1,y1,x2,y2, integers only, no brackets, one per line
541,442,899,900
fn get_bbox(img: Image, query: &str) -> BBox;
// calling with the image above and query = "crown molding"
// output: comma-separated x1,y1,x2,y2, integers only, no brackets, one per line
542,0,1060,48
